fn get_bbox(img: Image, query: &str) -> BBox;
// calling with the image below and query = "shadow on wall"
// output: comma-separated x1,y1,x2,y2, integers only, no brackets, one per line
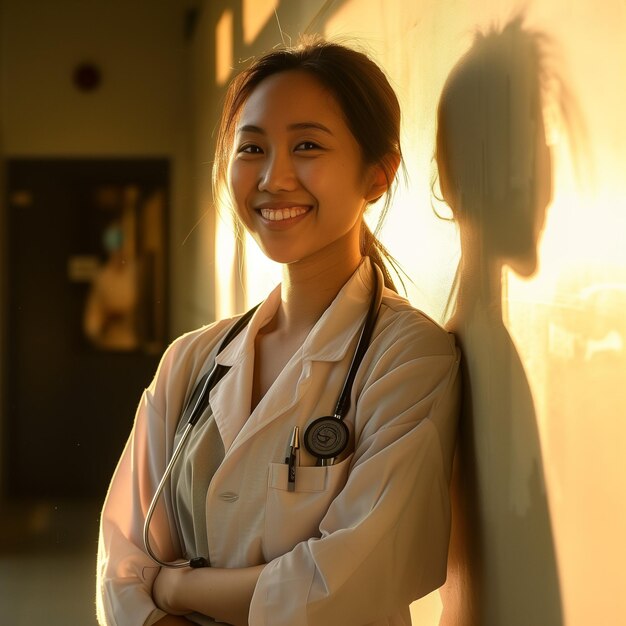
435,17,569,626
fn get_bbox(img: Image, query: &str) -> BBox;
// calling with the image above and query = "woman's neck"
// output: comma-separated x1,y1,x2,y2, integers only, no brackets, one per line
274,242,363,337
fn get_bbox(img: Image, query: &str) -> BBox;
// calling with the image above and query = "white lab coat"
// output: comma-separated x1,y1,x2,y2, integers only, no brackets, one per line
96,260,461,626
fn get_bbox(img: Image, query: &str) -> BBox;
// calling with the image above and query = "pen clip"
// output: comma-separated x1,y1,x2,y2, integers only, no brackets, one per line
287,426,300,491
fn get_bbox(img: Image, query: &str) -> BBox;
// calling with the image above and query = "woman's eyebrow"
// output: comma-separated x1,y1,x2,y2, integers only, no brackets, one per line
237,124,264,135
237,122,334,135
287,122,334,135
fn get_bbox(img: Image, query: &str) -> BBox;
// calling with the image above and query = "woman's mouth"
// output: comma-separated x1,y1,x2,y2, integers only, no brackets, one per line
258,206,311,221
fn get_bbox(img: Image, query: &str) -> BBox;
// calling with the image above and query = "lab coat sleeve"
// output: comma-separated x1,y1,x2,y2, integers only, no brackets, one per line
250,319,461,625
96,323,227,626
96,387,169,626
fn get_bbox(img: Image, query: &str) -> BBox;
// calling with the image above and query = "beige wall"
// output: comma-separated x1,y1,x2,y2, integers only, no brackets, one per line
198,1,626,625
2,0,186,156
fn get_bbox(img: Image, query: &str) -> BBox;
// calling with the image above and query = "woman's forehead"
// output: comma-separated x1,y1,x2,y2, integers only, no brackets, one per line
237,70,345,131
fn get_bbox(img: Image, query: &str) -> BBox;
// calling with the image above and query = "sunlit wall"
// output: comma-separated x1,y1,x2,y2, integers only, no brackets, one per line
196,1,626,624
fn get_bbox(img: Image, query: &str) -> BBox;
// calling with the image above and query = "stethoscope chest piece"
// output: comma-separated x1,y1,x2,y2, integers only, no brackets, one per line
303,415,350,462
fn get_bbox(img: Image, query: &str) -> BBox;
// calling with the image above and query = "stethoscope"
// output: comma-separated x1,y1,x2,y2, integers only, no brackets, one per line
143,262,383,569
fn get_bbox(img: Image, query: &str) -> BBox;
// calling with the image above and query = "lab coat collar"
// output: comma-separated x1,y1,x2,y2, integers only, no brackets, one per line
214,257,376,368
213,286,282,368
301,257,375,363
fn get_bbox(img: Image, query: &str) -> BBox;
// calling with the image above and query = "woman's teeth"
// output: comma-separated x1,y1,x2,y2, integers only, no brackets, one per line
260,207,308,221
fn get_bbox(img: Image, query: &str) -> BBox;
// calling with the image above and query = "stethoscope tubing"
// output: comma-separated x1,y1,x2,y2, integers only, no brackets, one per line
143,420,196,568
332,263,383,420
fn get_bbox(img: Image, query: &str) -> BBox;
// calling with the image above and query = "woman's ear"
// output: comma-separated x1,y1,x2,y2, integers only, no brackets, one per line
364,153,401,203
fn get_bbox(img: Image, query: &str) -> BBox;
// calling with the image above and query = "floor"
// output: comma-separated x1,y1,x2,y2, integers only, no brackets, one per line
0,499,101,625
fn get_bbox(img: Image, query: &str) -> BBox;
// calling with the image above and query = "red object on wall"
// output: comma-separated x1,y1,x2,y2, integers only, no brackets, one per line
73,62,102,92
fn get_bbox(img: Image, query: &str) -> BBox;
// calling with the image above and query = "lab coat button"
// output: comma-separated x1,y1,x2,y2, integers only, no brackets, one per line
218,491,239,502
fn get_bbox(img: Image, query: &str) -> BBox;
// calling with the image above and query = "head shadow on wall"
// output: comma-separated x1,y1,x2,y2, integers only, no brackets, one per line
433,15,580,626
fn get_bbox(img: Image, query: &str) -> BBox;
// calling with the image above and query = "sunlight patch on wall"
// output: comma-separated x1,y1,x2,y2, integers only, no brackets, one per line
505,84,626,626
216,9,234,86
243,0,279,45
215,208,237,319
243,232,281,309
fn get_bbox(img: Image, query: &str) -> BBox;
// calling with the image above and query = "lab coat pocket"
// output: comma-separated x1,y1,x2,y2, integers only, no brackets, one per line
264,453,354,561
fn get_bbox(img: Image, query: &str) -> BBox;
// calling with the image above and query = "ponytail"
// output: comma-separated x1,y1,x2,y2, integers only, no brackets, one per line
360,222,404,293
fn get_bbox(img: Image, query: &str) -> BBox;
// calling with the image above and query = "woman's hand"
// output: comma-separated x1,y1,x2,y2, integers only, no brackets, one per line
153,566,191,615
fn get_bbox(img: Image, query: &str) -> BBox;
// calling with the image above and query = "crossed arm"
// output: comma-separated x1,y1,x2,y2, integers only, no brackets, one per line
152,563,266,626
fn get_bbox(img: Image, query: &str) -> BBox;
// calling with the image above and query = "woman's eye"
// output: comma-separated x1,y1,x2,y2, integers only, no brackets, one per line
238,144,263,154
295,141,321,151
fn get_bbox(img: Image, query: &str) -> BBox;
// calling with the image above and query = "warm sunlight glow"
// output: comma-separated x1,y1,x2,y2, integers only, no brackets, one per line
506,78,626,626
326,1,626,624
215,209,237,319
216,9,233,86
243,233,281,309
243,0,279,45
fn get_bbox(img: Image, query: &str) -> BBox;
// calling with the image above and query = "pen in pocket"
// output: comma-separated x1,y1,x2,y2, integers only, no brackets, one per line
284,426,300,492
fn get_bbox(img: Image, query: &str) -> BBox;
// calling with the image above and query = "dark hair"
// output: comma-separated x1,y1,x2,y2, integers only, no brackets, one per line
213,37,404,290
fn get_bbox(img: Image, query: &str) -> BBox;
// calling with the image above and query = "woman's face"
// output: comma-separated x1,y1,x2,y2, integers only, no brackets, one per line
228,70,377,265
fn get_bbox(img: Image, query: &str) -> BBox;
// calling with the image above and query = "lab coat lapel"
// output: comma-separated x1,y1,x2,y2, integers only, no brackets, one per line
209,336,253,452
210,288,281,452
228,355,311,455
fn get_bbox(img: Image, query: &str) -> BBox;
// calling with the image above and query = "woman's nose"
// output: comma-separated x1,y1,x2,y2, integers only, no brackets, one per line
258,151,297,193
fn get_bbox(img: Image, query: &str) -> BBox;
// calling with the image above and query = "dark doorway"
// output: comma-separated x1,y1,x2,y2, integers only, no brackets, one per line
3,159,169,501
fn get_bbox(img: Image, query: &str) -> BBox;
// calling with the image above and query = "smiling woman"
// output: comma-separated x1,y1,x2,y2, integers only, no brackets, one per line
96,38,460,626
228,70,380,266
